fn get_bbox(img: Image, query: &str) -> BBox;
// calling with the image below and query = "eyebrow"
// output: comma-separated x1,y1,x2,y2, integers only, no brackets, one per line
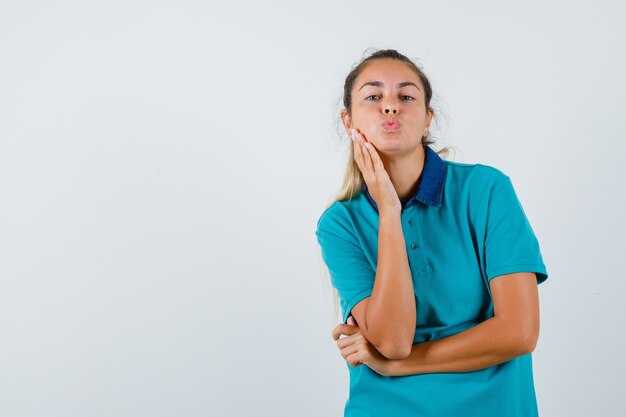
358,81,421,92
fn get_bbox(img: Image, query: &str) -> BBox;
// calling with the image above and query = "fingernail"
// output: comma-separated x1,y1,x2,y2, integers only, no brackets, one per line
365,141,370,149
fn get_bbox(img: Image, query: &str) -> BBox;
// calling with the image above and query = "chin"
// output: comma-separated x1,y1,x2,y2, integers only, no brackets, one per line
377,134,403,145
379,131,404,140
374,140,404,152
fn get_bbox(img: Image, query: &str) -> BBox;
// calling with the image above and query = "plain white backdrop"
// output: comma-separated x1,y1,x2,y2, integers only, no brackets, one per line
1,1,625,416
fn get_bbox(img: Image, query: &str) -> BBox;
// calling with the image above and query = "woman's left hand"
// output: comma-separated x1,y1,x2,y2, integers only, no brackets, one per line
332,316,393,377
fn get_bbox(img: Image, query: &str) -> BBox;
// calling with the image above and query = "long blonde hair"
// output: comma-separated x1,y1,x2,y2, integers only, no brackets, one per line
318,48,459,324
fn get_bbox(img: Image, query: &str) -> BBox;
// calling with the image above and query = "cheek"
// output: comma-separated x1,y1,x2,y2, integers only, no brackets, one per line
350,112,376,130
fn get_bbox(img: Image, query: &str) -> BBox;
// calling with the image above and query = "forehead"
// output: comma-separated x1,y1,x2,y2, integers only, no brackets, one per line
355,59,420,87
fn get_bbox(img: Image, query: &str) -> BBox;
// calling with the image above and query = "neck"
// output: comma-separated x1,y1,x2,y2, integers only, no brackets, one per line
379,145,427,201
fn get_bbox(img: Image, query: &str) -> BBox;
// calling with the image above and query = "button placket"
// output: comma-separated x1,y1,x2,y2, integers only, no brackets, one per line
404,208,430,279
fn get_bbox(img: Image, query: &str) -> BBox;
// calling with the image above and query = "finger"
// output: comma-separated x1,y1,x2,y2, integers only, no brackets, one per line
355,129,374,175
337,330,370,349
332,324,360,341
351,129,366,174
345,350,363,367
352,129,372,181
336,332,360,349
363,137,385,174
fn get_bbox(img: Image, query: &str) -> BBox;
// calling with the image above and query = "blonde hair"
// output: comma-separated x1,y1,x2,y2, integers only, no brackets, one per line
319,48,459,324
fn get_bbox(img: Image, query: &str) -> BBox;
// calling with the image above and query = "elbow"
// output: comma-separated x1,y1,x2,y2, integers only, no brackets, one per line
378,342,412,360
521,332,539,354
364,312,415,360
518,326,539,355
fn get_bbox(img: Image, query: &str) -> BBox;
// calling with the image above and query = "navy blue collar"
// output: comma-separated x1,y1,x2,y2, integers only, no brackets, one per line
360,145,447,212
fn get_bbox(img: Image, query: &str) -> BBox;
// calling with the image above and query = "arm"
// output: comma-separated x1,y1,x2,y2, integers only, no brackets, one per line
355,209,416,360
385,272,540,376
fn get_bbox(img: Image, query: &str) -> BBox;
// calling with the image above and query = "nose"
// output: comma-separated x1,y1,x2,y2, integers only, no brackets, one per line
383,101,398,115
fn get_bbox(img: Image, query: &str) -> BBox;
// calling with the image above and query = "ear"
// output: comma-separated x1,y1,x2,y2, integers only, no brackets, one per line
340,108,352,134
425,108,434,131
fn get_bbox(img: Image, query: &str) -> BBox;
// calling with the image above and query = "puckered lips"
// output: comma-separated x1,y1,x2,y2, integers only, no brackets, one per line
382,119,401,131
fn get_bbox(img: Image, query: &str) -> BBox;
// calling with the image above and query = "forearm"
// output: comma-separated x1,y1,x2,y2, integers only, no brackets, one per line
386,316,531,376
364,209,416,357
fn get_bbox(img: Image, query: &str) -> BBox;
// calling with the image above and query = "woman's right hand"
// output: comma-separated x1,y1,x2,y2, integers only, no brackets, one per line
351,128,401,214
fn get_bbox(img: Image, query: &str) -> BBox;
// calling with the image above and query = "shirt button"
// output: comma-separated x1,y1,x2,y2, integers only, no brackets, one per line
411,243,419,250
408,220,413,225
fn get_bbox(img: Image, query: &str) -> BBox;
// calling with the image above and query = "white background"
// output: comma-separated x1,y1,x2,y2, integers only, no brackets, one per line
1,1,625,416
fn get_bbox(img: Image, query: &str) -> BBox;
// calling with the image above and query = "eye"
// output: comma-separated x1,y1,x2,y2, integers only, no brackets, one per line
365,95,415,101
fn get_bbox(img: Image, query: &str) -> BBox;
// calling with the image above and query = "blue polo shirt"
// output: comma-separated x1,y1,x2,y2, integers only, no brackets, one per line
315,145,549,417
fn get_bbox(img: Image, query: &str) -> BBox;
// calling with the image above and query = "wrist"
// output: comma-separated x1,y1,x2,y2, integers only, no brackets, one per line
382,358,399,377
378,207,401,220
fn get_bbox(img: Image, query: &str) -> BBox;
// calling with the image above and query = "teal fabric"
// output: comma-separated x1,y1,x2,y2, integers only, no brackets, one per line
315,145,549,417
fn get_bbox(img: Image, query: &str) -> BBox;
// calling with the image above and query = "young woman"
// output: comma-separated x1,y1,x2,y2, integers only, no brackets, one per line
315,49,549,416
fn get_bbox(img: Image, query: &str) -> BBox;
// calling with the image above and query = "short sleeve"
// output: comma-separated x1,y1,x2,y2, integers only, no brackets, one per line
316,211,375,324
484,175,549,285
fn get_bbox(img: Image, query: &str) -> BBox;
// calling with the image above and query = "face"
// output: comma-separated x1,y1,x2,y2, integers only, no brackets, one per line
341,59,433,153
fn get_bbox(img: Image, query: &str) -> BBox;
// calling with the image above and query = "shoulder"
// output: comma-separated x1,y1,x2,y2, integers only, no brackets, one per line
317,185,375,227
316,200,353,235
315,200,365,249
444,160,511,190
316,193,370,239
